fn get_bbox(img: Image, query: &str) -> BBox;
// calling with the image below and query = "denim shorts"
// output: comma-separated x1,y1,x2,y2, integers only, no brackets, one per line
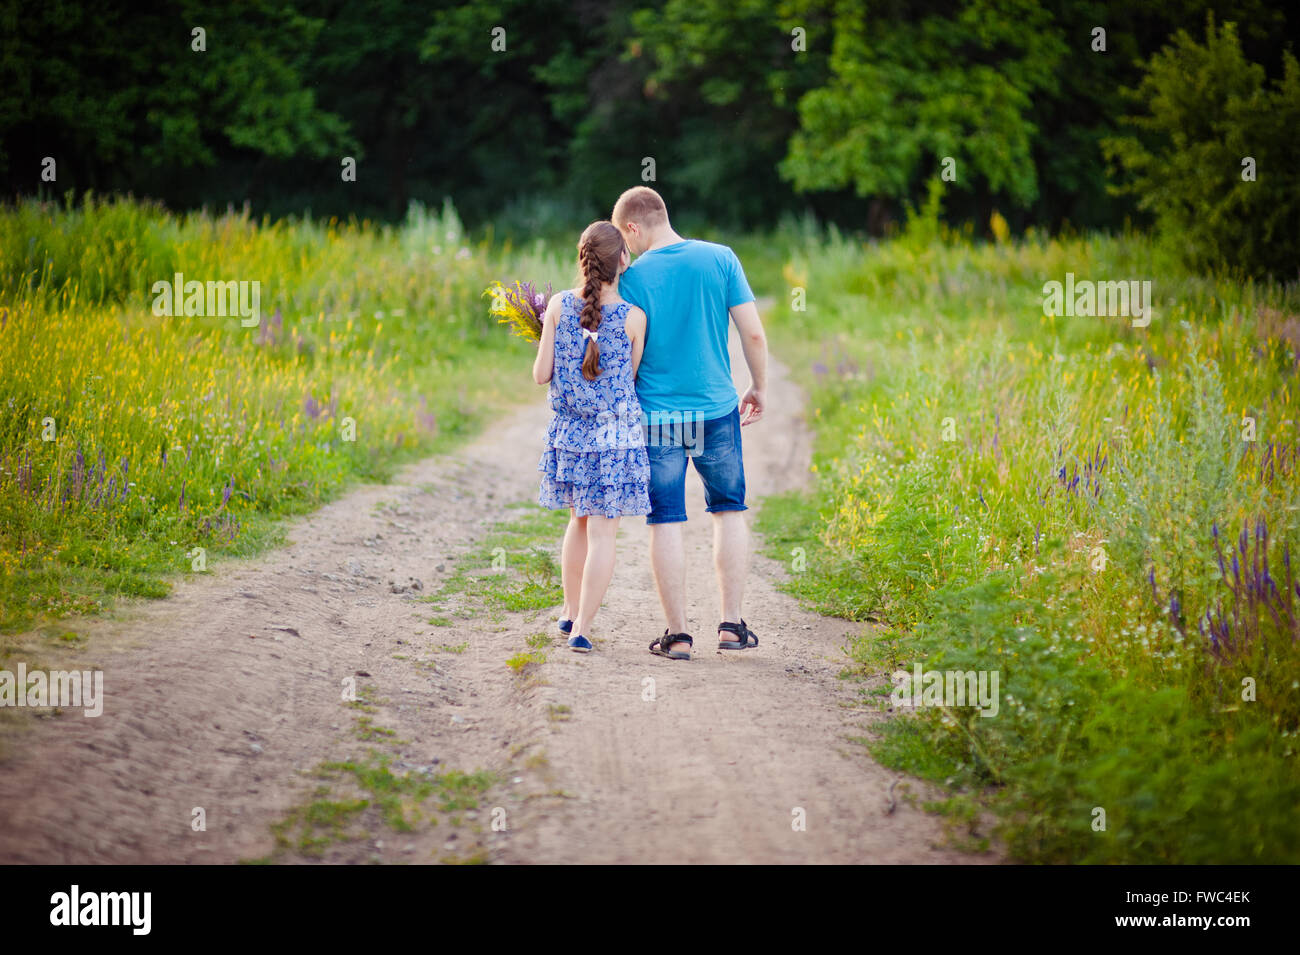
643,406,747,524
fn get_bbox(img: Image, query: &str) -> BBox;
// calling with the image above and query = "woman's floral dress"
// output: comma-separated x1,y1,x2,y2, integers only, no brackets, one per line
537,290,651,518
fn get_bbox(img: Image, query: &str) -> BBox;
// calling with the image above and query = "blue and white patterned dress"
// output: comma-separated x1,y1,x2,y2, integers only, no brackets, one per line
538,290,651,518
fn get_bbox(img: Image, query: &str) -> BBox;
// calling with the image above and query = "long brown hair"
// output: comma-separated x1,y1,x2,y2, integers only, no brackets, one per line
575,221,626,381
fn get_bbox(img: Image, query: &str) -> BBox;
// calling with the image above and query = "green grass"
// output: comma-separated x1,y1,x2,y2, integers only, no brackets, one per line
0,194,567,638
760,209,1300,863
423,503,567,625
251,692,497,863
506,650,546,673
262,751,495,858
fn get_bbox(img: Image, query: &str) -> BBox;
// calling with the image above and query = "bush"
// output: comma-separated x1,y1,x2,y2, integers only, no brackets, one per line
1103,15,1300,279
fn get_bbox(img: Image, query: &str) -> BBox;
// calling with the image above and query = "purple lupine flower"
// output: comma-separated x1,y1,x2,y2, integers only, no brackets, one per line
221,476,233,507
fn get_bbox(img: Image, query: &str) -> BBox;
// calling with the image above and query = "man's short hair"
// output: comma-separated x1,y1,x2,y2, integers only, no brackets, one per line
612,186,668,229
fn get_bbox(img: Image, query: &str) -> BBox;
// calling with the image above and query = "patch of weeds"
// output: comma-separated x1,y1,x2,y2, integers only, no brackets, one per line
755,490,882,621
346,683,379,714
924,794,991,853
506,650,545,673
425,506,567,619
439,850,490,865
355,716,398,742
322,754,439,831
435,641,468,654
269,797,371,858
523,750,549,771
547,703,572,722
527,632,553,649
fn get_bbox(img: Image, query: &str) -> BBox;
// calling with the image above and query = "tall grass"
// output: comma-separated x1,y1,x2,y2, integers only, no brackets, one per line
0,194,565,633
759,207,1300,862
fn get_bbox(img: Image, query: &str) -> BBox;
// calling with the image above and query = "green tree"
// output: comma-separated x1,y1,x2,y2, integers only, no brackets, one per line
621,0,833,227
0,0,348,196
1103,15,1300,278
781,0,1067,216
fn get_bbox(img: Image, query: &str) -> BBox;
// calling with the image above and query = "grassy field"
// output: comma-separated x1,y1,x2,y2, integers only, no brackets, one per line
757,205,1300,862
5,194,1297,863
0,194,566,636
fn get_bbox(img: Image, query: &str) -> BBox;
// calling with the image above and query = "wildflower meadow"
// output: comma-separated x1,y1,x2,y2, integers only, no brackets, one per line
757,202,1300,862
0,195,563,632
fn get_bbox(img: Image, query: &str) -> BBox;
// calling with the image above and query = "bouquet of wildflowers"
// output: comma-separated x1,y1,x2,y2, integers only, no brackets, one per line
484,280,552,343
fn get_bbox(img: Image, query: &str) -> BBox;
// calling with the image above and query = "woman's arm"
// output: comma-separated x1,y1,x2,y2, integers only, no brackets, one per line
532,296,561,384
626,305,646,377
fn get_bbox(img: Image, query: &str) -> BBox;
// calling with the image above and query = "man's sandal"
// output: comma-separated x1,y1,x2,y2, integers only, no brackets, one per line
649,630,692,661
717,619,758,650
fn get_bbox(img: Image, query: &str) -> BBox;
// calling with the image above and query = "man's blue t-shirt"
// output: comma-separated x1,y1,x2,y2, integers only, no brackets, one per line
618,239,754,421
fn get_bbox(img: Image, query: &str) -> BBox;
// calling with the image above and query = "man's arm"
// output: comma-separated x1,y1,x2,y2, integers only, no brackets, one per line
730,300,767,426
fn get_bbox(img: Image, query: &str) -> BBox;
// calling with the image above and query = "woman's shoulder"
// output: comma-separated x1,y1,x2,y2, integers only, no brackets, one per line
615,299,644,319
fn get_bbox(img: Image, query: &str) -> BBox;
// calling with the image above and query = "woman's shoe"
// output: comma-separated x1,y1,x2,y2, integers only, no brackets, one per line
558,618,573,635
568,634,593,653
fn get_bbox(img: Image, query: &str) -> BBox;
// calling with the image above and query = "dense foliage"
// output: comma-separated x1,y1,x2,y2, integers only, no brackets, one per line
4,1,1296,261
758,202,1300,861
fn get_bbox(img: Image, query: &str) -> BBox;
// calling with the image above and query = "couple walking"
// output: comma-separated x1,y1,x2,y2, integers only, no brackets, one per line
531,186,768,659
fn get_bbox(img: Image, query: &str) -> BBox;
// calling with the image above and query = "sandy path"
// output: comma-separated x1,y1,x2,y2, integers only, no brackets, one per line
0,328,996,865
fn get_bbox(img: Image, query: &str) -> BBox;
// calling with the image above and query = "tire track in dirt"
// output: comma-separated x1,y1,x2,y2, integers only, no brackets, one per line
0,324,998,865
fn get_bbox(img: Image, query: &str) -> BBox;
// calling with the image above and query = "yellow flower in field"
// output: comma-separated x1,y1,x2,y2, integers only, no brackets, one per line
990,210,1010,244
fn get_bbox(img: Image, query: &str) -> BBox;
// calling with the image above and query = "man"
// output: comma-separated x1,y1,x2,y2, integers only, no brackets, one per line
612,186,768,661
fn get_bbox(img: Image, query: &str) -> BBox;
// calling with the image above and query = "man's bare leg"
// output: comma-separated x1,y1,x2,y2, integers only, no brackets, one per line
713,510,748,627
649,522,690,651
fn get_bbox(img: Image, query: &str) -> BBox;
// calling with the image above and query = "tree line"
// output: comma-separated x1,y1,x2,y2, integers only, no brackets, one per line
3,1,1296,273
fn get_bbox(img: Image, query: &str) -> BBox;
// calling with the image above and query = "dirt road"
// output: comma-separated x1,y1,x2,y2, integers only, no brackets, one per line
0,330,995,865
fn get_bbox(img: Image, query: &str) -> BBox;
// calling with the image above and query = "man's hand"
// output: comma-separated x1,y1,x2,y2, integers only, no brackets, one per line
739,386,765,426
